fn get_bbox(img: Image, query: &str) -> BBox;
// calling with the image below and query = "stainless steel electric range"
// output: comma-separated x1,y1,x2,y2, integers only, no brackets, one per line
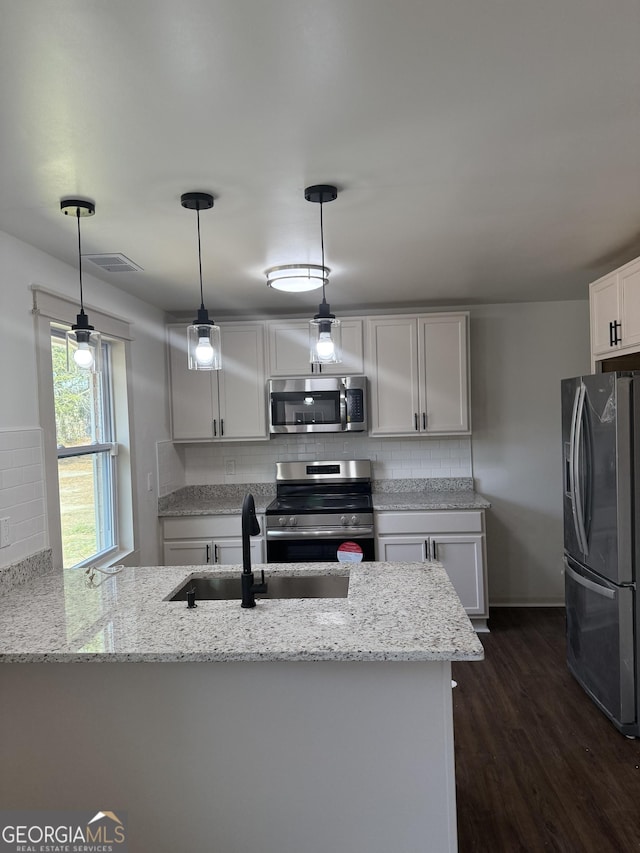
264,460,375,563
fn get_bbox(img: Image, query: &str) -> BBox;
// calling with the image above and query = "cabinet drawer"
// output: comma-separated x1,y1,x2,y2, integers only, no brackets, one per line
163,515,245,539
375,510,484,535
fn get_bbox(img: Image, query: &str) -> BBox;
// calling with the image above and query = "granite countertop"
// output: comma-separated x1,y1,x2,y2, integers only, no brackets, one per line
158,479,490,517
158,484,276,517
0,562,484,664
372,490,490,511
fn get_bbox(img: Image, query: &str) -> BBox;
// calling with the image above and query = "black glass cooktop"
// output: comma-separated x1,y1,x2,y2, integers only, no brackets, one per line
265,493,372,515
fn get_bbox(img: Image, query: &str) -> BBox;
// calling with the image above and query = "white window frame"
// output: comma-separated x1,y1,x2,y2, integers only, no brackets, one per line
32,285,136,570
51,327,119,566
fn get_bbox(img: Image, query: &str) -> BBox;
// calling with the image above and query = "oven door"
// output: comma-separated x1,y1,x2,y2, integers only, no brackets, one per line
267,532,375,563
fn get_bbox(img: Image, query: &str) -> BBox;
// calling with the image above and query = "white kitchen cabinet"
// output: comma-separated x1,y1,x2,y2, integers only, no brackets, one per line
367,313,470,436
163,538,263,566
590,258,640,359
267,318,364,376
162,515,265,566
168,322,268,441
376,510,488,627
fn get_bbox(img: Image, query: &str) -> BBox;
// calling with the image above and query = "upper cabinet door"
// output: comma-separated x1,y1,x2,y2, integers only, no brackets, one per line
217,323,267,440
167,325,217,440
367,313,470,437
620,258,640,350
168,322,267,441
590,272,621,356
267,319,364,376
418,314,470,434
367,317,420,435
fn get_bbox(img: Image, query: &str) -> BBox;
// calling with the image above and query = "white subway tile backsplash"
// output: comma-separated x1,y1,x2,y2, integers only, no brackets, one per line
156,440,186,498
170,434,473,487
0,428,47,569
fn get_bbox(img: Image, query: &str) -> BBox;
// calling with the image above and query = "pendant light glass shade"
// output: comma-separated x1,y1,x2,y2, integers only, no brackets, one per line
187,313,222,370
310,309,342,364
181,191,222,371
60,199,101,373
304,184,342,364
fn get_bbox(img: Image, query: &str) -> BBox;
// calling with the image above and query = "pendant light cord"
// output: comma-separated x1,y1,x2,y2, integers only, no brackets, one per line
196,205,205,310
320,199,327,305
76,208,85,315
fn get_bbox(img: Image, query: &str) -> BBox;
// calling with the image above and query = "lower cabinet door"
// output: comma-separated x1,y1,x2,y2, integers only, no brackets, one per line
163,538,264,566
430,534,486,615
163,539,213,566
376,536,428,562
376,533,487,616
213,538,264,565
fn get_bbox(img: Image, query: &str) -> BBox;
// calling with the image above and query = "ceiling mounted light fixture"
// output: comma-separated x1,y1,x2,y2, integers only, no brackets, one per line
265,263,329,293
60,198,101,373
306,184,342,364
181,191,222,371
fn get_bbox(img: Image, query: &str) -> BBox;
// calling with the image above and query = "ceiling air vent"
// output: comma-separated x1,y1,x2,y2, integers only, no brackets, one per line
84,253,143,273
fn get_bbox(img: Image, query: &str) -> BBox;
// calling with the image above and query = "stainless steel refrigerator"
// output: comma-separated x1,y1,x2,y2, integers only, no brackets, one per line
562,372,640,736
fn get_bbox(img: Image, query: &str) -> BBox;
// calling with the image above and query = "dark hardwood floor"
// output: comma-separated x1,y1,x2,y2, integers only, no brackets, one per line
452,608,640,853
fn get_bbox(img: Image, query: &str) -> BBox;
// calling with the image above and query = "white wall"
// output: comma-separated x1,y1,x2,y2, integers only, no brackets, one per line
0,230,171,569
470,300,590,605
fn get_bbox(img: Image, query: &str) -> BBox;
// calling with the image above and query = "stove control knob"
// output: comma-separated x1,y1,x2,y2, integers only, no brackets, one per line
350,515,359,525
278,517,287,526
340,515,348,526
289,516,297,527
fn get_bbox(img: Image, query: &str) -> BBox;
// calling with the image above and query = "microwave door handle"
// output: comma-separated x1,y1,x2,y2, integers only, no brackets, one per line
571,383,589,555
340,386,348,429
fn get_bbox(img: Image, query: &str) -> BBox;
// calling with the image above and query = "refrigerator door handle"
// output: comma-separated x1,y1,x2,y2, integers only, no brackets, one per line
570,383,589,555
564,560,615,599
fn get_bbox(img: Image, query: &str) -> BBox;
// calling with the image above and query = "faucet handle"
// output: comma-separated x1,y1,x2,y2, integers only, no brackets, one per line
252,569,268,595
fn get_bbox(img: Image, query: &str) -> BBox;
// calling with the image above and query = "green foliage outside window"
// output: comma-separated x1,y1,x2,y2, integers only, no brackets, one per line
51,336,102,446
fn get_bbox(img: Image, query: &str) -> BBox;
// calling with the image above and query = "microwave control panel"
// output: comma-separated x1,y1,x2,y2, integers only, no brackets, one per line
346,389,365,423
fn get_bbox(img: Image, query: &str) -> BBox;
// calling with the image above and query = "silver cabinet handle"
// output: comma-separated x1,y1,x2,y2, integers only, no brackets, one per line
571,383,589,555
266,527,374,539
564,560,615,599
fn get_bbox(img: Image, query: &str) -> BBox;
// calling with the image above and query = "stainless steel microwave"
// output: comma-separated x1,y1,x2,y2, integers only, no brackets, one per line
268,376,367,434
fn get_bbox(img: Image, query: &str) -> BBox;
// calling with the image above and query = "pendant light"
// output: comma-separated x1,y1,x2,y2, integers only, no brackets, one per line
60,199,101,373
306,184,342,364
181,191,222,371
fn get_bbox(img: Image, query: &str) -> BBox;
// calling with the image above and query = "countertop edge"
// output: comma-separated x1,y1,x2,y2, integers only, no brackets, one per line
0,650,485,663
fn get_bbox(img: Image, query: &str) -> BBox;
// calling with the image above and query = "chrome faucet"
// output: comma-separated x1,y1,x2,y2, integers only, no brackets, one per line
241,492,267,608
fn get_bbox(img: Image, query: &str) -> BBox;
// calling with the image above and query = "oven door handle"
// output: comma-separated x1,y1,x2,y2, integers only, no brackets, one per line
266,527,375,539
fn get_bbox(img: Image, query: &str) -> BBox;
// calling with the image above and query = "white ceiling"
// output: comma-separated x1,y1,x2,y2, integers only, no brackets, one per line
1,0,640,317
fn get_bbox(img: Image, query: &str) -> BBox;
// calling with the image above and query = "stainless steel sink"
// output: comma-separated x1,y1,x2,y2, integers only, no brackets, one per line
166,573,349,602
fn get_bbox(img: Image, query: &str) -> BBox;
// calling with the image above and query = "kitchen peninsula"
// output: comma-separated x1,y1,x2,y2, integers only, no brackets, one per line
0,561,483,853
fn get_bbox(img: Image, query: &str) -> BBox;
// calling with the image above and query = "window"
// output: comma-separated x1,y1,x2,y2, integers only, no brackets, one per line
51,327,118,566
33,286,134,570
